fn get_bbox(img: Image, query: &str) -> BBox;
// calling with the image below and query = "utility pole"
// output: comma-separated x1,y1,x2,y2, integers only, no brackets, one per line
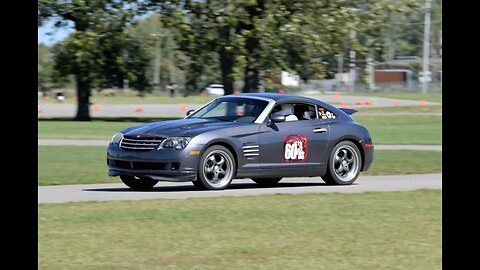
152,33,164,92
337,52,344,91
366,21,375,92
421,0,432,94
338,53,344,74
123,49,129,91
366,45,375,92
439,27,442,58
349,30,356,93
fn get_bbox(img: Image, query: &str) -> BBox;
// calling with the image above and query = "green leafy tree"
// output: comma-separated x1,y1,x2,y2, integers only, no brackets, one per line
38,0,151,121
379,0,441,60
152,0,410,94
38,43,54,91
128,14,189,91
38,43,73,91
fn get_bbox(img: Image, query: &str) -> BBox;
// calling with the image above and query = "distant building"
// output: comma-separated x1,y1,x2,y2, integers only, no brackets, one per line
375,56,442,83
374,69,414,88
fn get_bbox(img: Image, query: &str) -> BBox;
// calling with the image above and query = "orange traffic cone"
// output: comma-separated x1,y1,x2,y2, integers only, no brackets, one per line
134,106,143,112
355,101,362,105
200,91,207,96
180,103,187,113
364,100,371,105
334,92,341,98
92,105,100,113
278,89,286,94
341,101,347,108
419,99,428,106
38,108,43,114
393,100,400,106
234,90,241,94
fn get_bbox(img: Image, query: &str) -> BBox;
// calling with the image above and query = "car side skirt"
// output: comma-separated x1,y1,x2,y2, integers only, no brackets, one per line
235,165,327,179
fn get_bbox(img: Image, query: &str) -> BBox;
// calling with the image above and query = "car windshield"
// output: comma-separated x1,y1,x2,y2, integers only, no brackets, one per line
188,97,269,123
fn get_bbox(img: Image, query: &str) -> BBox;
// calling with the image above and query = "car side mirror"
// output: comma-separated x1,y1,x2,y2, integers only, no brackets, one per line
267,114,285,127
186,109,195,116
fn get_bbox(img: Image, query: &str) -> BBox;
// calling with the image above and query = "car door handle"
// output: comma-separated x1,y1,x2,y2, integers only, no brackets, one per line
313,128,327,133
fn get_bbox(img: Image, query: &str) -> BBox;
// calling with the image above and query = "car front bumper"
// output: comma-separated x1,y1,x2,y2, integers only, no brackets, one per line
107,143,204,182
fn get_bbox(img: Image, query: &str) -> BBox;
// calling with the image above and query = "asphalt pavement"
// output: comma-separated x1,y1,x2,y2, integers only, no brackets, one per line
38,94,441,118
38,173,442,203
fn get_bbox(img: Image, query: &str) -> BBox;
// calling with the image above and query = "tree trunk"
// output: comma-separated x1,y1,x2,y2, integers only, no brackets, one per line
220,48,234,95
75,71,91,121
242,0,264,93
242,66,259,93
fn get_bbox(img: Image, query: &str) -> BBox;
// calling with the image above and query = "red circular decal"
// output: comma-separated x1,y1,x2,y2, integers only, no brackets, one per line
283,134,308,162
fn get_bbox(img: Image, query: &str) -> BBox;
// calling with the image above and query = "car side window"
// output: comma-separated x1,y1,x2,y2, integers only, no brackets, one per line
294,104,317,120
318,106,337,120
272,103,317,121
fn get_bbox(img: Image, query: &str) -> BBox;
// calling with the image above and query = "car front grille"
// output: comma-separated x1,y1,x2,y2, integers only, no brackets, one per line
119,136,164,151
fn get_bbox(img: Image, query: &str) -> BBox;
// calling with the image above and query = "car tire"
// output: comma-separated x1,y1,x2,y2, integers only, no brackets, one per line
191,180,205,190
322,141,362,185
195,145,236,190
120,175,159,191
252,178,282,187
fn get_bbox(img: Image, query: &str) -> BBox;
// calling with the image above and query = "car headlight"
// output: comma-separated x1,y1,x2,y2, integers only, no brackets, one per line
110,132,123,144
158,137,191,150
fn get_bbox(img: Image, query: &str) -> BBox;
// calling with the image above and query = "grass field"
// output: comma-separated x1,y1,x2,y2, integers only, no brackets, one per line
39,90,442,104
38,146,441,185
38,120,140,140
356,105,442,113
344,92,442,103
38,115,442,145
38,189,442,269
39,91,216,105
353,115,441,145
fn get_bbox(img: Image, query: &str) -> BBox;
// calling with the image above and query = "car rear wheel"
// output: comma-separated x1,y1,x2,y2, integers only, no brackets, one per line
120,175,159,191
252,178,282,187
322,141,362,185
194,145,236,190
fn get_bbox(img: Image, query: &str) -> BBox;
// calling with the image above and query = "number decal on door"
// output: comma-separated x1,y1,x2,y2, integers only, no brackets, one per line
283,134,308,162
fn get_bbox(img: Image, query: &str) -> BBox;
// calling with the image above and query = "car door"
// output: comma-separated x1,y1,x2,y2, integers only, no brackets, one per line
258,103,330,171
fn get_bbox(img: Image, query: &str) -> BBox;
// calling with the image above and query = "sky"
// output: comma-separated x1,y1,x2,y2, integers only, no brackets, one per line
38,20,73,46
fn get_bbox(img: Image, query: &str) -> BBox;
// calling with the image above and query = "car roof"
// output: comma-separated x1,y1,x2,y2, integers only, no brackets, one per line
218,92,351,120
222,92,321,103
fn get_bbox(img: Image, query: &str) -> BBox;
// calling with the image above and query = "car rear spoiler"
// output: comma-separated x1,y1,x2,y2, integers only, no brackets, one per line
338,108,358,115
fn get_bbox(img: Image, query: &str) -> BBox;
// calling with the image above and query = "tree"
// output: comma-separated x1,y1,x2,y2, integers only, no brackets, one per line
38,43,54,91
379,0,440,60
128,14,189,91
38,43,74,91
38,0,150,121
153,0,409,94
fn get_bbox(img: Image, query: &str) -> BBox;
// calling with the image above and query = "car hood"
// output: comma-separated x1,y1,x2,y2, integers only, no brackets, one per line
121,118,250,138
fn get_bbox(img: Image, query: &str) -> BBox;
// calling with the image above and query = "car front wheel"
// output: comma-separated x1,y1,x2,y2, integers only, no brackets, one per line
322,141,362,185
120,175,159,191
194,145,236,190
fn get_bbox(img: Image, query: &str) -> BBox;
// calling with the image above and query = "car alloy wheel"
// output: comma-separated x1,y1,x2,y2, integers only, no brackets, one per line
201,149,234,188
332,144,360,182
194,145,236,190
322,141,362,185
